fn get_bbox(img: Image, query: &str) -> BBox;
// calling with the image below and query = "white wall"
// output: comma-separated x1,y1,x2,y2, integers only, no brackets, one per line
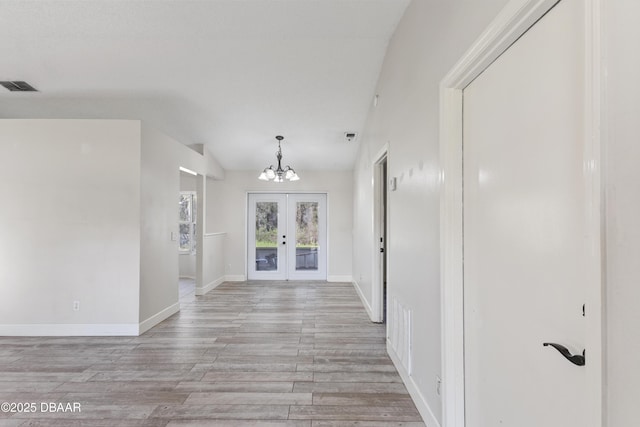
139,123,214,326
199,232,226,294
0,119,224,335
352,0,509,423
605,0,640,424
139,125,182,325
207,170,353,281
0,120,141,334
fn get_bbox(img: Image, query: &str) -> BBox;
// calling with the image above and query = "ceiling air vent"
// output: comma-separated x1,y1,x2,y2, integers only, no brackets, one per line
0,81,38,92
344,132,357,142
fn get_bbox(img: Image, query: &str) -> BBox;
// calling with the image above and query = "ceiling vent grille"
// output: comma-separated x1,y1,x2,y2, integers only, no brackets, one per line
0,81,38,92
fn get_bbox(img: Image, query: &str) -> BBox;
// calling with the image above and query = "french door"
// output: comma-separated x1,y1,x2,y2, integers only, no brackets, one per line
248,193,327,280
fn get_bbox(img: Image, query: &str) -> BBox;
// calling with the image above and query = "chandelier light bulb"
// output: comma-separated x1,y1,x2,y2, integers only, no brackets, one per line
266,168,276,180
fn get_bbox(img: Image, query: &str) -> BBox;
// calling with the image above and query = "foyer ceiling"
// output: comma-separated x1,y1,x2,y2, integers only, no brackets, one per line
0,0,410,171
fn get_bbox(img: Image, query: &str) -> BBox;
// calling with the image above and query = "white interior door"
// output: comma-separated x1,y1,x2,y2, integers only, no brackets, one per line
463,0,587,425
248,193,287,280
286,193,327,280
248,193,327,281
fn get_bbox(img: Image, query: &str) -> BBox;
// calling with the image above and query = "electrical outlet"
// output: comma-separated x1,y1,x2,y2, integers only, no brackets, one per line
73,301,80,311
436,376,442,396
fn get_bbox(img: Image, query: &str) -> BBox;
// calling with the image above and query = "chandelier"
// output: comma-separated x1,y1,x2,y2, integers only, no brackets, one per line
258,135,300,182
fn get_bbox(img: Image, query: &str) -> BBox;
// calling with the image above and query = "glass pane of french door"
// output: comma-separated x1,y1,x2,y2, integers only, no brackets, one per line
295,202,319,271
255,201,279,272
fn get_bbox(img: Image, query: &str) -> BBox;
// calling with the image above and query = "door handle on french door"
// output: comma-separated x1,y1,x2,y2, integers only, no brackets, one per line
543,343,585,366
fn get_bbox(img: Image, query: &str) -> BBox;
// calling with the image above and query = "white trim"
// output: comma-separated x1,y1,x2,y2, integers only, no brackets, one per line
244,192,249,281
195,276,225,296
225,274,246,282
584,0,605,424
204,232,227,237
439,0,604,426
325,193,332,284
327,275,353,283
388,341,440,427
0,323,139,336
352,280,373,321
194,176,206,291
442,0,561,89
138,302,180,335
439,87,465,427
371,143,389,324
246,190,330,194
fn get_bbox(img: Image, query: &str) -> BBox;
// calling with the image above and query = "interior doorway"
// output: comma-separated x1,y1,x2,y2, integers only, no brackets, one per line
247,193,327,281
178,168,198,302
373,147,389,323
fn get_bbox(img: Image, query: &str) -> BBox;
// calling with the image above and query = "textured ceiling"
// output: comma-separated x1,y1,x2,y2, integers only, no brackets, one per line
0,0,410,171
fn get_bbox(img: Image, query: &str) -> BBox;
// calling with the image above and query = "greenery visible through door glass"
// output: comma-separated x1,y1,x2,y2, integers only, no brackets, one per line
179,192,196,253
296,202,318,248
255,202,278,271
295,202,319,271
179,194,192,222
255,202,278,248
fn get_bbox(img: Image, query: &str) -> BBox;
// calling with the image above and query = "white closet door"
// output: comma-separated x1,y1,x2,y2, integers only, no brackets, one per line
463,0,588,425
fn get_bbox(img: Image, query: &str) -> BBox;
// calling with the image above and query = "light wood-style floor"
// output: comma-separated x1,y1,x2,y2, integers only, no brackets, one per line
0,281,425,426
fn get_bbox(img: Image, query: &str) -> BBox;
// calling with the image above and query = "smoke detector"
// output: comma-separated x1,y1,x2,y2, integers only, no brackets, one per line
0,81,38,92
344,132,357,142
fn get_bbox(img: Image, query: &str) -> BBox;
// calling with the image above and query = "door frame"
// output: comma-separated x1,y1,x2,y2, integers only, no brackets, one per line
246,191,329,281
247,193,288,280
372,144,389,323
438,0,604,426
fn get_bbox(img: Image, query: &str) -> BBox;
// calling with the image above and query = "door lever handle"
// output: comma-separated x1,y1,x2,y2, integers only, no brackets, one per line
543,343,585,366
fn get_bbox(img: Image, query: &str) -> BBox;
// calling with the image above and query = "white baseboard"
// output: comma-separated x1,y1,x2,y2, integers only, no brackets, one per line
138,302,180,335
388,341,441,427
0,323,139,336
225,274,246,282
327,275,353,283
195,276,225,296
179,275,196,280
352,280,374,321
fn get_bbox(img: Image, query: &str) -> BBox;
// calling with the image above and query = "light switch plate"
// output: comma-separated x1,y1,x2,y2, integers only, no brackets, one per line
389,177,397,191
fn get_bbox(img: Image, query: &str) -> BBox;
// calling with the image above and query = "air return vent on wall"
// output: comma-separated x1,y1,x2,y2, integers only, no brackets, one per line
389,297,412,375
0,81,38,92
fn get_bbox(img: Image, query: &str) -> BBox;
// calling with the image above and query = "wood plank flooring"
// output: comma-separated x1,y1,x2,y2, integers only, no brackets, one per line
0,281,425,426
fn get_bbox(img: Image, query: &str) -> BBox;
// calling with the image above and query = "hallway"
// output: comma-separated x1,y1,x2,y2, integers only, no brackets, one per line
0,281,424,425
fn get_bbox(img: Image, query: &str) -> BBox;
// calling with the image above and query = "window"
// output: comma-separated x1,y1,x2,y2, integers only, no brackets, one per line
179,192,196,253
